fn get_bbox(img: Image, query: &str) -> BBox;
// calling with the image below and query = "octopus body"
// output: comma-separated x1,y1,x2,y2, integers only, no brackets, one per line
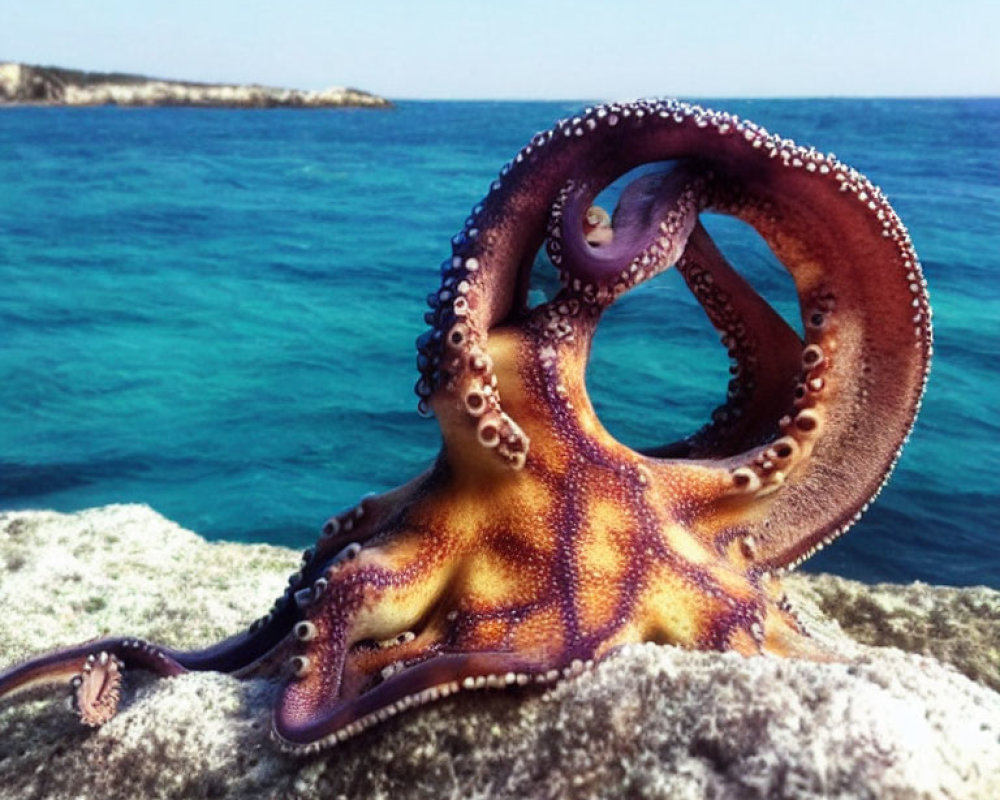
0,98,931,754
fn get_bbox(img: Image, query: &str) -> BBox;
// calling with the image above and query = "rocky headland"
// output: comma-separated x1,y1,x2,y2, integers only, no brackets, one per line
0,62,391,108
0,505,998,799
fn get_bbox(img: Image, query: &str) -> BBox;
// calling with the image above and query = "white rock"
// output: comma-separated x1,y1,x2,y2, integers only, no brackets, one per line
1,506,997,799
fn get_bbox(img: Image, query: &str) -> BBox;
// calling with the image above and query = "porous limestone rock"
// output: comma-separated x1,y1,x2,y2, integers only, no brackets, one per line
786,571,1000,692
1,506,998,800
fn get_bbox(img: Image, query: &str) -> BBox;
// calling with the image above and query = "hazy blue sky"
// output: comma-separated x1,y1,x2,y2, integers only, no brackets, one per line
2,0,996,99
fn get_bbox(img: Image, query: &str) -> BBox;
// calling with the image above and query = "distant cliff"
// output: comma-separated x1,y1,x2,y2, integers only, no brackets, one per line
0,62,391,109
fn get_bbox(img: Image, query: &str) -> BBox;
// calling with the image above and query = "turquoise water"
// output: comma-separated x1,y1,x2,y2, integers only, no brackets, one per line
1,99,997,588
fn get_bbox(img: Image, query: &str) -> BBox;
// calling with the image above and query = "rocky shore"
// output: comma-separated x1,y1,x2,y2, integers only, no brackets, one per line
0,62,391,108
0,505,997,799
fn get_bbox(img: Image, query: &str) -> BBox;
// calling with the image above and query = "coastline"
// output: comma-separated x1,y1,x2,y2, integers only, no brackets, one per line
0,62,391,109
1,505,997,798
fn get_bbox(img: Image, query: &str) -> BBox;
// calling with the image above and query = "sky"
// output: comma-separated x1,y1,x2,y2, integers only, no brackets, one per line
1,0,997,100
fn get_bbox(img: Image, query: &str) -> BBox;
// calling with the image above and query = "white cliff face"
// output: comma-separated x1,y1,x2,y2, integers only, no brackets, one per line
0,62,390,108
0,505,998,800
0,63,25,100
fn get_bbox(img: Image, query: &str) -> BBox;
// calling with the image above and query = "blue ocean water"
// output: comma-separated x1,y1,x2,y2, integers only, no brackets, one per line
0,99,997,588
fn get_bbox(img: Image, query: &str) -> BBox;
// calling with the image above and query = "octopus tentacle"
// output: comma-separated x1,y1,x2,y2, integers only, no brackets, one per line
547,165,706,303
0,618,295,694
275,651,560,752
648,220,804,458
0,638,186,710
0,568,304,710
686,153,931,569
71,651,124,727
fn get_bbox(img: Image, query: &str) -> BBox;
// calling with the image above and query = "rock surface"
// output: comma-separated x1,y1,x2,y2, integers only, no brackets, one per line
1,505,998,800
0,62,390,108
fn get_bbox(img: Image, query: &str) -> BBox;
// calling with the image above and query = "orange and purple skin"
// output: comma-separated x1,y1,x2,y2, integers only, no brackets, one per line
0,99,932,753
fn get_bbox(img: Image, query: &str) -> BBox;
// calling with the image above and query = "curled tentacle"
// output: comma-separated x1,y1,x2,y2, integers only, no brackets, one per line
649,220,805,458
0,638,187,712
419,99,930,569
72,651,124,727
547,165,706,303
0,605,299,707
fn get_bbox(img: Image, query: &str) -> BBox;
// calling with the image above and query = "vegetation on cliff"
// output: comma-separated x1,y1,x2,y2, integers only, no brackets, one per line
0,62,391,108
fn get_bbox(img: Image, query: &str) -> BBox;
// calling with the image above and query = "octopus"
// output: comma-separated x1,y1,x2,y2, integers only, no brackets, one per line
0,98,931,754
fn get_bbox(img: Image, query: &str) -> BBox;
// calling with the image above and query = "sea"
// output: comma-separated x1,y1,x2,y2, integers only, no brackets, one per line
0,98,997,589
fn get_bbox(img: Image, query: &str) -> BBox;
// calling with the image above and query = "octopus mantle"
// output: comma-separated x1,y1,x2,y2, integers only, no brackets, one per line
0,98,931,754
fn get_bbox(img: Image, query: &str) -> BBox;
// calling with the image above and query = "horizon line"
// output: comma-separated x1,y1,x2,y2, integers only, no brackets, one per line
386,93,1000,102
